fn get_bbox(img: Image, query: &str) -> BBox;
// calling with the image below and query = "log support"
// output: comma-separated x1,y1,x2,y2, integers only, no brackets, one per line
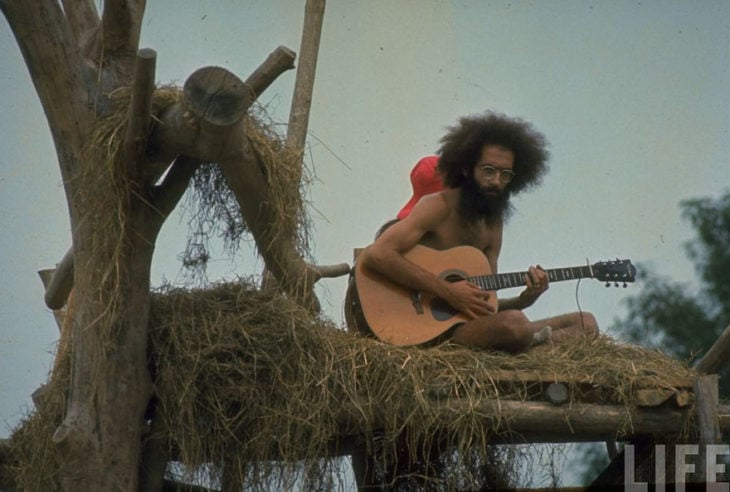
693,374,721,483
696,324,730,374
44,248,74,310
124,48,157,182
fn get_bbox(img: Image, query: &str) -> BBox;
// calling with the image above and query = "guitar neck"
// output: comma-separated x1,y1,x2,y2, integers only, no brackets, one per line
469,265,594,291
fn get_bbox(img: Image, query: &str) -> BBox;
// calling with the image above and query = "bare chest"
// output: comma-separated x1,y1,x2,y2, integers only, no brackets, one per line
420,218,500,255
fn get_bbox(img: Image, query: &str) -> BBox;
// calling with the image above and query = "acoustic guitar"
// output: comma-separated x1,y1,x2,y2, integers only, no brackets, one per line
353,244,636,346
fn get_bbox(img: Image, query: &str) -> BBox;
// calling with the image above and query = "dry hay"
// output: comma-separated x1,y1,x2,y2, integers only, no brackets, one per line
75,84,310,284
3,279,700,490
0,86,700,489
1,345,70,491
145,280,697,489
181,103,312,279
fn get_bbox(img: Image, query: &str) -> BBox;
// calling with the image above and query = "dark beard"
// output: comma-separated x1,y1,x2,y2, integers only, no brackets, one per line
458,178,513,224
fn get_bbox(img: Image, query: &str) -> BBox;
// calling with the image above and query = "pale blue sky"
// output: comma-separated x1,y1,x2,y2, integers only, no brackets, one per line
1,1,728,485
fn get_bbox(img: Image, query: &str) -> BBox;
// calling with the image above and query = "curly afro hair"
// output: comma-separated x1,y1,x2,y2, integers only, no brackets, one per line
437,111,549,195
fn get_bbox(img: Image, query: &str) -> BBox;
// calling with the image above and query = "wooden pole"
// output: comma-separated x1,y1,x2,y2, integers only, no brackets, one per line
124,48,157,181
244,45,296,102
38,268,67,330
286,0,326,158
695,324,730,374
262,0,326,292
693,374,721,483
44,247,74,310
337,400,730,445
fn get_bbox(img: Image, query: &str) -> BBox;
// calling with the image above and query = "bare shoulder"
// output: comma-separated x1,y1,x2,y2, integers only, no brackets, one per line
368,191,453,254
408,190,455,225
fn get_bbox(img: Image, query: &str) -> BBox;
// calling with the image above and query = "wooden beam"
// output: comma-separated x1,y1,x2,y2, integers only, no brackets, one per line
100,0,144,61
147,55,320,311
437,368,694,392
149,48,295,163
694,375,721,444
183,66,250,127
634,388,675,407
286,0,326,156
695,324,730,374
38,268,67,330
693,374,721,483
244,46,296,103
43,247,74,310
310,262,350,280
338,400,730,445
124,48,157,180
261,1,324,291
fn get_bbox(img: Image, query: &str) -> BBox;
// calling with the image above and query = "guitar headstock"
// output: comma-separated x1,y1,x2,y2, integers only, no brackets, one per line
591,259,637,287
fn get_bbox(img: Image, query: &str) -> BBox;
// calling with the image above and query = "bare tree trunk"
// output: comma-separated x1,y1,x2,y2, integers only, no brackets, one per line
2,1,314,488
2,2,178,488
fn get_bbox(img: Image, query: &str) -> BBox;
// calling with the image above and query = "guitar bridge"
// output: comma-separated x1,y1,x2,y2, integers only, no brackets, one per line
410,291,424,314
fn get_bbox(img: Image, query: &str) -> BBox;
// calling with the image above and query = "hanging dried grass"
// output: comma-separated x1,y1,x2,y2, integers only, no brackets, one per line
4,279,699,490
1,341,70,491
145,280,696,489
180,102,312,279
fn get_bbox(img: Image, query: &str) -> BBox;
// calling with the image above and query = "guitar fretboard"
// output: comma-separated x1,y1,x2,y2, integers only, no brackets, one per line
469,266,594,291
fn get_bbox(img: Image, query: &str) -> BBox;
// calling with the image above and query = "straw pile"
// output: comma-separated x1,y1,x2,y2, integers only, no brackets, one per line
146,280,695,489
0,86,700,490
3,279,699,490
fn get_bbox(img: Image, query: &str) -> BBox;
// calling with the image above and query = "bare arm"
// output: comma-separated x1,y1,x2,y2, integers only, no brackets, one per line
361,194,496,318
498,265,549,311
483,223,549,311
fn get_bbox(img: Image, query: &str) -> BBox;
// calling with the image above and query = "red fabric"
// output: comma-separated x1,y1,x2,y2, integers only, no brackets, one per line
396,155,444,219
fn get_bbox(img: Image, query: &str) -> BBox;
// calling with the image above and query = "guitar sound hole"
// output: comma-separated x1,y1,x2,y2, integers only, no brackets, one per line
443,273,466,283
430,297,458,321
431,270,467,321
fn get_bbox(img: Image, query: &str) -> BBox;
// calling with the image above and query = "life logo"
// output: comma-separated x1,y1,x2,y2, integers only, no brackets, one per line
624,444,730,491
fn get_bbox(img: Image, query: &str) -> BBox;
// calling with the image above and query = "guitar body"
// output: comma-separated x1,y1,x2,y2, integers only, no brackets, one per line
354,244,492,346
351,244,635,346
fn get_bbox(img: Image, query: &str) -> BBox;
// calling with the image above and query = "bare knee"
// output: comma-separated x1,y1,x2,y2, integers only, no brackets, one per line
496,310,533,353
579,312,599,339
451,310,533,353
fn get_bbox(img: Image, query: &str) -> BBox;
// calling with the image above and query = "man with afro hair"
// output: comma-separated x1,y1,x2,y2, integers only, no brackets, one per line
359,111,598,352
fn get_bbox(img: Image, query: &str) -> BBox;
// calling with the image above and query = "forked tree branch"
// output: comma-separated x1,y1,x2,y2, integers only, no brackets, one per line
42,154,201,311
149,155,201,219
101,0,145,67
1,0,92,179
60,0,100,44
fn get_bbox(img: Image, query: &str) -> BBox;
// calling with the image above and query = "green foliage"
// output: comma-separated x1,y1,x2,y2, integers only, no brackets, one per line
578,191,730,485
682,193,730,323
615,191,730,380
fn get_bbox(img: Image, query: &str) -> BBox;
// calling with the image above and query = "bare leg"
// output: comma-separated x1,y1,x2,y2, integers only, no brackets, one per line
530,311,598,344
450,310,534,353
450,311,598,353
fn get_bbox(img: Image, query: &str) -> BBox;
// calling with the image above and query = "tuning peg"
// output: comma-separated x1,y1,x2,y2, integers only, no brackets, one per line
623,283,628,288
605,282,610,288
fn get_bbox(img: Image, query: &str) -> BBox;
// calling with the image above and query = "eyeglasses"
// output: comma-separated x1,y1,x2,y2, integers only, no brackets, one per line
479,165,516,183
